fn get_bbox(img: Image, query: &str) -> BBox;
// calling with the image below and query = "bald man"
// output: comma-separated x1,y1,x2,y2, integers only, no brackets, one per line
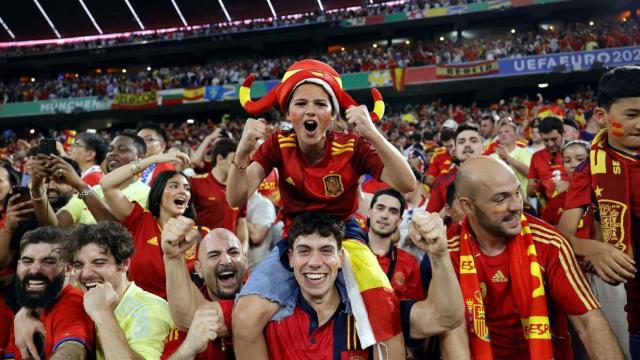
161,220,247,359
441,157,623,359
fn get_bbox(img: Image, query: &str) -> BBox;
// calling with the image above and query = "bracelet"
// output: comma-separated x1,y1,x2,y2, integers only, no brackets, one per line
231,159,250,170
130,159,141,176
77,185,92,200
30,188,47,202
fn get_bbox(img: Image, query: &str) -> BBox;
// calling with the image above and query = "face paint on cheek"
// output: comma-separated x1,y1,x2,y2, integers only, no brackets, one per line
610,117,625,137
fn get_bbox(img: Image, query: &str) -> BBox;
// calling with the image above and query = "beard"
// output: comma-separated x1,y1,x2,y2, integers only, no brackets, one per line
370,224,397,238
14,272,65,309
48,191,73,210
209,264,242,300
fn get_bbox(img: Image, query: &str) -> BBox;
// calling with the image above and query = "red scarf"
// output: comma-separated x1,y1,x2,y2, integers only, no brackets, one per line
459,215,554,360
590,130,635,257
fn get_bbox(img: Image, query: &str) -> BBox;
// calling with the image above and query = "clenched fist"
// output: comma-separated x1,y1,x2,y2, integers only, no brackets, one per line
83,282,120,320
161,216,199,258
345,105,379,141
236,118,267,162
408,212,448,257
179,304,222,356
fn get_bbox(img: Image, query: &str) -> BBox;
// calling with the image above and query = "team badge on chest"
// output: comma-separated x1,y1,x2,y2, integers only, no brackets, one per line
323,174,344,197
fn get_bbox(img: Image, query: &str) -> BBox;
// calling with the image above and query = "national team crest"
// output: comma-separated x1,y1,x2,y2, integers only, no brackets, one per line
598,199,627,252
393,271,405,287
323,174,344,197
466,290,490,342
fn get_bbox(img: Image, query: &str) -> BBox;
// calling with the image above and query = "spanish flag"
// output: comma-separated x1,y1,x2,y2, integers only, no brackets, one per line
342,239,401,348
183,87,205,103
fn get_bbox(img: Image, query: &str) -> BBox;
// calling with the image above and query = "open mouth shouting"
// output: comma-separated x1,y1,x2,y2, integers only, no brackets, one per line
303,120,319,136
173,196,188,210
24,277,48,292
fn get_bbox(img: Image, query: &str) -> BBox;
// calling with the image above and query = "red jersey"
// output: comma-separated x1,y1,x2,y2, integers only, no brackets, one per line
375,244,425,301
258,169,280,204
427,148,452,178
161,297,234,360
265,294,370,360
5,285,94,359
483,139,528,156
426,169,457,213
81,165,103,187
448,215,598,358
189,171,246,233
0,290,13,357
121,202,199,299
251,130,385,229
360,177,389,195
528,148,569,200
565,157,640,331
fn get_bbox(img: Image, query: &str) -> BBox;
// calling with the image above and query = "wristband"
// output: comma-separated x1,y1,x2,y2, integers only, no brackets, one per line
77,185,92,200
130,159,141,176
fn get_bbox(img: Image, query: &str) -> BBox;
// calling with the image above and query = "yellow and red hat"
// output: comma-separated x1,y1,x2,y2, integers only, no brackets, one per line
239,59,385,121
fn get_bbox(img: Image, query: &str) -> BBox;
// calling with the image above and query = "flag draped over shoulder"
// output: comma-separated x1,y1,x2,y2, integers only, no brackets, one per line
341,239,401,348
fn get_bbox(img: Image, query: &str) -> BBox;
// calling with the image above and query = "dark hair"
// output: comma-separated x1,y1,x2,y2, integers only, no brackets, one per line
410,133,422,143
563,118,579,130
370,188,406,215
440,129,455,143
65,222,134,266
20,227,67,255
117,131,147,158
76,132,108,164
562,140,591,154
538,117,564,135
0,160,21,190
598,66,640,110
480,113,494,123
61,156,82,177
148,170,197,221
211,138,237,167
138,122,169,143
445,181,457,207
287,213,344,249
454,123,480,142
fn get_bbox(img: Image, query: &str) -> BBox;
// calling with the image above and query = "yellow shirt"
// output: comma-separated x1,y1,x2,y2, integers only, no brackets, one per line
491,146,532,198
61,181,150,224
96,282,173,360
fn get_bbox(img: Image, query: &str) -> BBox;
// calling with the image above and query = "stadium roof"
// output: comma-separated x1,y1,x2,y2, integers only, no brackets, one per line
0,0,367,42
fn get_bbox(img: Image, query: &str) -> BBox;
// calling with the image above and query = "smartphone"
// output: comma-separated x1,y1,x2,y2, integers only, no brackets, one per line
11,186,31,204
39,138,57,155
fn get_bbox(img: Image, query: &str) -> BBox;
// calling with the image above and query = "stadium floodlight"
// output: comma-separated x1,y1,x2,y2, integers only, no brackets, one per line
316,0,325,11
0,16,15,39
171,0,188,26
78,0,103,34
538,83,549,88
33,0,61,38
265,0,277,18
218,0,232,22
124,0,145,30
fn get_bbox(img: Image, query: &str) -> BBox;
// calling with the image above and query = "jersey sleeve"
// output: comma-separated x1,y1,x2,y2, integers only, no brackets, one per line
532,225,600,315
250,132,280,176
564,161,592,210
399,300,425,349
352,136,384,180
120,202,146,232
82,172,102,187
51,293,95,353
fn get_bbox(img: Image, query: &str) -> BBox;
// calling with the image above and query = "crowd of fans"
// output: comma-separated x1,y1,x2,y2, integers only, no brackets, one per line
0,17,634,104
0,59,638,358
0,0,481,58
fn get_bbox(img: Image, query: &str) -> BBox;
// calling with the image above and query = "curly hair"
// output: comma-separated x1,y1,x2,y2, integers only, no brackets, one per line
64,222,134,266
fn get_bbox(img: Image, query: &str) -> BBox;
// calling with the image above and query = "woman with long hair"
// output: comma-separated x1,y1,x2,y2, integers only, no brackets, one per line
101,151,200,299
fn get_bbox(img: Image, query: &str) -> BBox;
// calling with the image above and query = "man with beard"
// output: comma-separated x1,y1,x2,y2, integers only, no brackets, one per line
161,222,247,359
441,157,622,359
527,117,570,224
367,188,424,301
427,123,483,214
33,131,150,227
4,227,94,359
66,222,173,359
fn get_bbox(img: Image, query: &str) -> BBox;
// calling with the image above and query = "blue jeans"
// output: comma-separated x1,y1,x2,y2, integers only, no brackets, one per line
631,331,640,360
